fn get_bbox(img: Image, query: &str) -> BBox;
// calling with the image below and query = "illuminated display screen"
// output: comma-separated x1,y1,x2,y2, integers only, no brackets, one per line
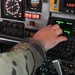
55,20,73,36
1,0,25,20
64,0,75,8
31,0,39,3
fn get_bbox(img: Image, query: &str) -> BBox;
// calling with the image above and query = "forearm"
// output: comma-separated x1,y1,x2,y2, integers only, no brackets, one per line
22,38,46,69
0,38,46,75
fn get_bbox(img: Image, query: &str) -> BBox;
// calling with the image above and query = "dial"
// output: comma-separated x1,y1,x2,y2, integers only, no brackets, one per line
1,0,25,20
5,0,20,15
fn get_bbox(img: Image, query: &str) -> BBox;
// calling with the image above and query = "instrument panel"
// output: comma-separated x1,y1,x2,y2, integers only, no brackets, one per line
47,17,75,62
50,0,75,13
35,16,75,75
0,0,50,50
0,0,75,75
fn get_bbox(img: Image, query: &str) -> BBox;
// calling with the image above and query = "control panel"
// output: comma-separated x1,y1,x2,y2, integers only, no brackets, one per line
35,17,75,75
0,20,25,38
0,0,49,52
25,0,49,30
50,0,75,13
47,17,75,62
0,0,75,75
0,0,26,42
0,0,49,41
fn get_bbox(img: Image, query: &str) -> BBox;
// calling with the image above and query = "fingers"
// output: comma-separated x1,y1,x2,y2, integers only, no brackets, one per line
57,36,68,43
55,28,63,36
45,25,52,29
49,24,63,36
51,24,60,30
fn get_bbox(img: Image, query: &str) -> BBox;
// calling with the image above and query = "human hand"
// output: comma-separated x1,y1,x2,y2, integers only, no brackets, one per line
33,24,68,51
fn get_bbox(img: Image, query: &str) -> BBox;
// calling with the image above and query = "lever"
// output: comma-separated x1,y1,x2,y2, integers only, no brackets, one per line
52,60,63,75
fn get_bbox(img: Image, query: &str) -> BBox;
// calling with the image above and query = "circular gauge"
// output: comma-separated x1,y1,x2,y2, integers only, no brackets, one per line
5,0,20,15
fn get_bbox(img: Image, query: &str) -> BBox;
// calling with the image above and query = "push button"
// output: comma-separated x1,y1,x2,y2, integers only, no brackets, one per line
29,21,35,26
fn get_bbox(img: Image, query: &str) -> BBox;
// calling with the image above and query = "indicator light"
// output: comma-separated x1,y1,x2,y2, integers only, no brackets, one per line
25,13,28,18
32,14,40,19
28,14,32,18
25,13,40,19
25,13,32,18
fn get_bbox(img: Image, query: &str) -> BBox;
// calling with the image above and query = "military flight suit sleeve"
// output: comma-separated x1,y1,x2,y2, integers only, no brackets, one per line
0,38,46,75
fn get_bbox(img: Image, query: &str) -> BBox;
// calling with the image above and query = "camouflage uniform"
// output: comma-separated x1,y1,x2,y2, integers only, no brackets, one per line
0,38,46,75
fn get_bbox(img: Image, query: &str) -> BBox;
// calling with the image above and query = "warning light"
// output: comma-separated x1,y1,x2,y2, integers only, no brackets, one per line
25,13,32,18
32,14,40,19
25,13,40,19
32,14,36,19
36,14,40,19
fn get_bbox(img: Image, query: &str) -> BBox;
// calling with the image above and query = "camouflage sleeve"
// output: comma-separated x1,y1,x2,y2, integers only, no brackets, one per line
0,38,46,75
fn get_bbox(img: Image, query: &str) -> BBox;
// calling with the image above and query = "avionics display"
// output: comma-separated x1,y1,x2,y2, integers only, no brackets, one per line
50,0,75,13
26,0,42,12
59,0,75,13
31,0,39,3
55,20,73,36
1,0,25,20
64,0,75,8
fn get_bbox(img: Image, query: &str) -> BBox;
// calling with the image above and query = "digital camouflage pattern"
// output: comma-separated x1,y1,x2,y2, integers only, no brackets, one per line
0,39,46,75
